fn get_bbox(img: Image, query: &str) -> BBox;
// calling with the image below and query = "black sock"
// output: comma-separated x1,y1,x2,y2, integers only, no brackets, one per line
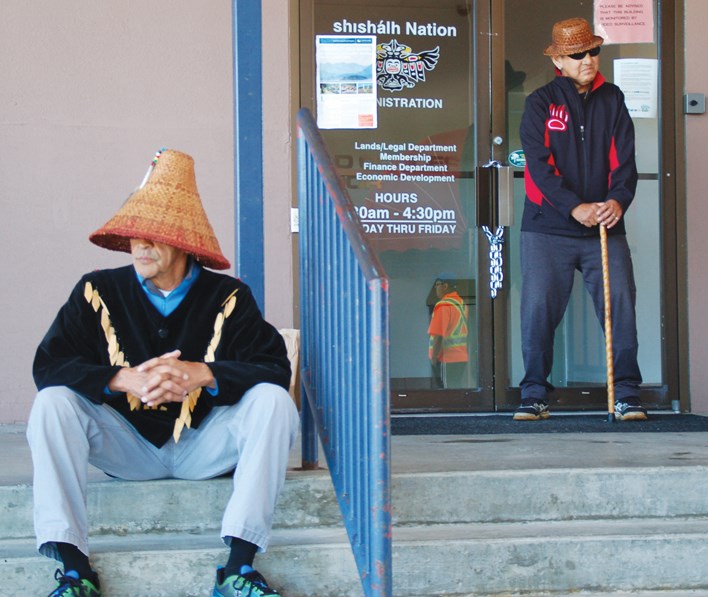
57,542,95,582
224,537,258,577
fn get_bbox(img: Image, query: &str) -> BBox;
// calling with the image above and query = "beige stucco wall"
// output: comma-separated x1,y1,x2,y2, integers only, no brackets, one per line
0,1,238,423
685,0,708,414
262,0,297,326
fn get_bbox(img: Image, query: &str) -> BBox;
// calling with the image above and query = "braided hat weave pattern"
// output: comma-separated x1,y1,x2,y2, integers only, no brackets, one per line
544,17,604,56
89,149,230,270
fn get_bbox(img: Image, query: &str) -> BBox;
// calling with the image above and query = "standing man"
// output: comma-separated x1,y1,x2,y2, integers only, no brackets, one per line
428,273,469,389
28,149,300,596
515,17,646,421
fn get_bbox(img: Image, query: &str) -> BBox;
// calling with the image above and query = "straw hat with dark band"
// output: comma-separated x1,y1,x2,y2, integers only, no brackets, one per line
544,17,604,56
89,149,231,270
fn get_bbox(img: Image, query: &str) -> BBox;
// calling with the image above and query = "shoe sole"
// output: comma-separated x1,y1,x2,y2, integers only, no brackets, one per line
513,411,551,421
615,411,648,421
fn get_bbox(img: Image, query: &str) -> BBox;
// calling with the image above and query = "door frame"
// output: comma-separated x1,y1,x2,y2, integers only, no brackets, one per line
296,0,685,414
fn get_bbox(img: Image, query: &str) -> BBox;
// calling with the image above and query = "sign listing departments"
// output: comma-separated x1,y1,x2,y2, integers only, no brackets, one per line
353,141,458,183
351,139,461,236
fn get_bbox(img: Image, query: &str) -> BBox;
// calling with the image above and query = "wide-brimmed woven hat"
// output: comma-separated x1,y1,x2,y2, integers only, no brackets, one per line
544,17,604,56
89,149,230,270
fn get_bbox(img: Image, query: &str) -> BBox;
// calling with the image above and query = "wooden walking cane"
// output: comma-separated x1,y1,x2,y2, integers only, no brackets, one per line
600,224,615,422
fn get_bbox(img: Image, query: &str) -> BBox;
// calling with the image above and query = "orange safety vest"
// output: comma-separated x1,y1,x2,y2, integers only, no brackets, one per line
428,291,469,363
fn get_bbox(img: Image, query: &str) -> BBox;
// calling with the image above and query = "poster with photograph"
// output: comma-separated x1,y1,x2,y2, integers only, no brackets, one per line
316,35,377,129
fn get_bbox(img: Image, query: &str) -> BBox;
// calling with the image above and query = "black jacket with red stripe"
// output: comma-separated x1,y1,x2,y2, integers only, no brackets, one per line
519,71,637,237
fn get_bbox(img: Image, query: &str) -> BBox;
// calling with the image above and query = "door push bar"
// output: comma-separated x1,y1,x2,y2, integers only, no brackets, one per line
475,160,514,228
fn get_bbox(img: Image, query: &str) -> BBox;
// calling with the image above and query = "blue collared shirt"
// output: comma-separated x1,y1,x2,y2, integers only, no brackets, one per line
135,259,201,316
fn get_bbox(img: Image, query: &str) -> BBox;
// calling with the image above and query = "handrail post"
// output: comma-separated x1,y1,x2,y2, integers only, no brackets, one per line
300,388,319,469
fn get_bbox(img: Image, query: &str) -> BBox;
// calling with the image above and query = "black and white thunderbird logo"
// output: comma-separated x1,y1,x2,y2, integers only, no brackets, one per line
376,39,440,93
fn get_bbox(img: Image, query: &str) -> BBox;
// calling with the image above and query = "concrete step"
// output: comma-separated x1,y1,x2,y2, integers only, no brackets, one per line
4,466,708,540
3,519,707,595
1,471,342,540
392,466,708,524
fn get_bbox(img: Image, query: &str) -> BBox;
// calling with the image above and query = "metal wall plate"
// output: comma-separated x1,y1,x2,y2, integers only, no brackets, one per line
684,93,706,114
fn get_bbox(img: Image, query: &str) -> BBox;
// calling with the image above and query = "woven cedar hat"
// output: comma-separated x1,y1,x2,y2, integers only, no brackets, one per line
89,149,230,270
544,17,604,56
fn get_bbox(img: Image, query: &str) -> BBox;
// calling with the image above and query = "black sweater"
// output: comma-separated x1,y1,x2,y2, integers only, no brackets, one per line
33,266,291,447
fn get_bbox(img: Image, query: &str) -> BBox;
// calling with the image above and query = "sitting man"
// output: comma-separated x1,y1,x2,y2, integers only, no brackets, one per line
27,148,300,597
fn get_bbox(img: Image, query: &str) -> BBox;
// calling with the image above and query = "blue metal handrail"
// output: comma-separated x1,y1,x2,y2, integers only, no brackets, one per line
296,108,392,597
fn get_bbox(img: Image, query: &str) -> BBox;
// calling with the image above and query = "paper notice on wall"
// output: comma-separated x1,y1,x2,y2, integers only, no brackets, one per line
614,58,657,118
316,35,377,129
594,0,654,45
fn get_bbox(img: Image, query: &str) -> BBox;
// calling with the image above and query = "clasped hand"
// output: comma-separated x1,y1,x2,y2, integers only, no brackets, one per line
571,199,623,229
108,350,215,408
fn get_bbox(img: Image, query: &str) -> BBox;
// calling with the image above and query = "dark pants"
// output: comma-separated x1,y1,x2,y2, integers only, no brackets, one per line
520,231,642,401
432,361,468,389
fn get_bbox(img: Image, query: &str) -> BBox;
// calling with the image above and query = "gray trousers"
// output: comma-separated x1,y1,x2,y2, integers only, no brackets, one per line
26,383,300,561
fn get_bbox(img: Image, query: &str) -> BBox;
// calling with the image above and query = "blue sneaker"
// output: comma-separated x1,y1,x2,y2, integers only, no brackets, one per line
47,569,101,597
212,565,281,596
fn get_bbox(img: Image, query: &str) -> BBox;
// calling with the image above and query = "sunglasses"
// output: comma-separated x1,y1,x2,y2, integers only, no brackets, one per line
567,47,601,60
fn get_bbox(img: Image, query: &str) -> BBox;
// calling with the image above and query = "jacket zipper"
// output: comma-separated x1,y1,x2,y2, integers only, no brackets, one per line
576,89,590,201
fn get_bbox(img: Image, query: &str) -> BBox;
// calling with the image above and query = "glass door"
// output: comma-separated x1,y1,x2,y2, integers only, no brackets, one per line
301,0,493,412
496,0,668,411
300,0,672,413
